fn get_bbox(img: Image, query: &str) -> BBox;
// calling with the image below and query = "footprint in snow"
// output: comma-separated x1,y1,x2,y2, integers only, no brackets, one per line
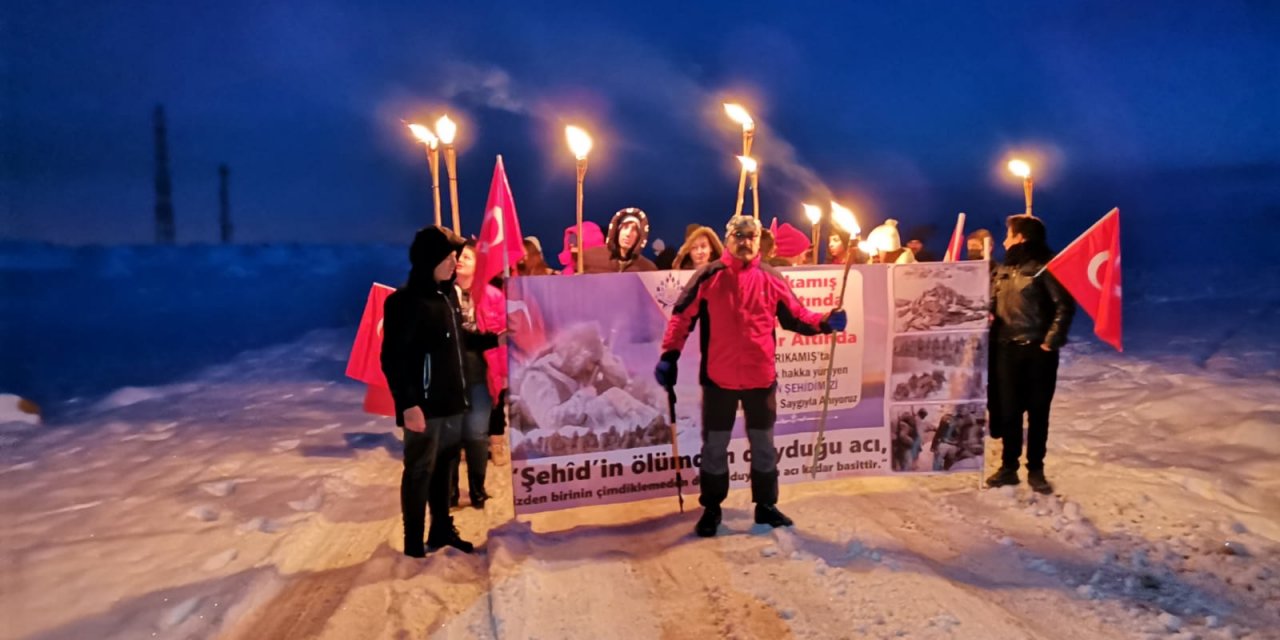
304,423,342,435
160,597,202,629
288,493,323,512
272,439,301,453
238,516,282,533
201,549,237,571
186,505,219,522
199,480,241,497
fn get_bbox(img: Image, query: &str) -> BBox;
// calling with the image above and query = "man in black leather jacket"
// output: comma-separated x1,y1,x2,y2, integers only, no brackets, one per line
986,215,1075,494
382,226,500,556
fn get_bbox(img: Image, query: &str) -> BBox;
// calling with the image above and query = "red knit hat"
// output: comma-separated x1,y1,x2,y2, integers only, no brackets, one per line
773,222,811,258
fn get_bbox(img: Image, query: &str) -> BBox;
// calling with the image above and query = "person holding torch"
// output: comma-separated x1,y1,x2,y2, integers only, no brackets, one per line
655,215,848,537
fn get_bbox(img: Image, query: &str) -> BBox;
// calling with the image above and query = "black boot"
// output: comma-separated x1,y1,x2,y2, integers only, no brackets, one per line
427,516,474,554
754,504,793,528
1027,470,1053,494
750,470,779,506
695,505,722,537
986,467,1020,488
469,470,489,509
404,540,426,558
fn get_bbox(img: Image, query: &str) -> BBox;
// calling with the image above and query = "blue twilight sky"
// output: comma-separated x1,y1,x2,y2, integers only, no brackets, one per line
4,0,1278,264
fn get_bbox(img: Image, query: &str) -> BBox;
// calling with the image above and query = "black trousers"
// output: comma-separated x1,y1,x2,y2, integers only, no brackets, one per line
991,342,1060,472
401,415,463,550
698,383,779,507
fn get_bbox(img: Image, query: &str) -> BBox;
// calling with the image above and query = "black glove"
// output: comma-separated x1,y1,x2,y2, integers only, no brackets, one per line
654,350,680,388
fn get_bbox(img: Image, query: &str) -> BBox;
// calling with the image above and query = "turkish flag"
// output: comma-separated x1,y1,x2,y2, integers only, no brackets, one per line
472,155,525,302
363,384,396,417
346,282,396,385
1046,208,1123,351
346,283,399,416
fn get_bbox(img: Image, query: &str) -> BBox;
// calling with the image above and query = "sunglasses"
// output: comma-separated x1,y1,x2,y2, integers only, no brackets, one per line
731,231,760,241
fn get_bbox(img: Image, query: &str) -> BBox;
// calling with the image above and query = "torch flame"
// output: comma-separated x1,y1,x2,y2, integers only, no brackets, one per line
407,123,438,149
723,103,755,131
565,125,593,160
1008,159,1031,179
803,203,822,225
830,201,860,236
737,155,758,173
435,115,457,145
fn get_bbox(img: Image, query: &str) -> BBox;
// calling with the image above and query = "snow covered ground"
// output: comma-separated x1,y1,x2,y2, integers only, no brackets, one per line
2,247,1278,639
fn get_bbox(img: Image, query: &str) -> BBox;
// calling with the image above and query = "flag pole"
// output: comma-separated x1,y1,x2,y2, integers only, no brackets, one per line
944,212,966,262
566,126,593,275
665,387,685,512
810,203,859,478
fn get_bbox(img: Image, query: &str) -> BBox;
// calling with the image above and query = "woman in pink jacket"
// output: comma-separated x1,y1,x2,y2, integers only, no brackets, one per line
452,241,509,508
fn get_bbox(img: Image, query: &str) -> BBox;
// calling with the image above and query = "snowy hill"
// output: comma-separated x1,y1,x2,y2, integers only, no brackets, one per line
1,244,1277,639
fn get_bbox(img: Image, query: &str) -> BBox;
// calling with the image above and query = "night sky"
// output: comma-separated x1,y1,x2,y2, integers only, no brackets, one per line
5,1,1278,265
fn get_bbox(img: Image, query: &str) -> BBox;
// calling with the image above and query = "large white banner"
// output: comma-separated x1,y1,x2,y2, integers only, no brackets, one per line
504,262,990,514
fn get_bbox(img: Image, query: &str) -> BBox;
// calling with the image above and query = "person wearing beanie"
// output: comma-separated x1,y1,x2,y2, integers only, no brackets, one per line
582,207,658,273
655,215,849,537
673,225,724,270
966,229,992,261
866,219,917,264
772,222,811,265
986,215,1075,494
518,236,558,275
382,225,502,556
906,238,938,262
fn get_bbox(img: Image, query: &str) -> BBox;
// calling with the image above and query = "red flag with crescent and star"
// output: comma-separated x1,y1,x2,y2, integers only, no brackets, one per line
1046,208,1123,351
346,282,397,416
472,155,525,302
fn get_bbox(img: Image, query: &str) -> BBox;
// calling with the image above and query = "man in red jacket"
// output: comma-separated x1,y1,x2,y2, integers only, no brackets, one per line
655,215,848,537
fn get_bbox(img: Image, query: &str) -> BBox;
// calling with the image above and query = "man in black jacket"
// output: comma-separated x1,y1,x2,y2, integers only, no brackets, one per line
986,215,1075,494
381,226,499,556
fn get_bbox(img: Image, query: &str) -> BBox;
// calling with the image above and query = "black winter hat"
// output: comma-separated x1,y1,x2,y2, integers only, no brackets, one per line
409,225,466,269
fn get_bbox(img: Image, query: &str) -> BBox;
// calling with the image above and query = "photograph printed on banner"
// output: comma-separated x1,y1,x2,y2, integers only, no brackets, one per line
508,321,672,459
892,261,989,333
889,401,986,473
890,332,987,402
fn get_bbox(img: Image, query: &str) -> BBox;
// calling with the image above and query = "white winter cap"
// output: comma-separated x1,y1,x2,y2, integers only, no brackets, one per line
867,219,902,252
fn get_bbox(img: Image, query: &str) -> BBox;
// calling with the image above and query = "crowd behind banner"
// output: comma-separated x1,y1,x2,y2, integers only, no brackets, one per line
514,208,998,279
379,108,1097,552
364,196,1086,553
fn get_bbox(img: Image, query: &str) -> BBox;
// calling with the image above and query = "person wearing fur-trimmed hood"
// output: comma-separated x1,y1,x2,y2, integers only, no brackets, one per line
582,207,657,273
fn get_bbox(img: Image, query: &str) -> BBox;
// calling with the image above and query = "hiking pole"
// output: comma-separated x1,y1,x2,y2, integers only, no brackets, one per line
666,385,686,512
811,205,860,478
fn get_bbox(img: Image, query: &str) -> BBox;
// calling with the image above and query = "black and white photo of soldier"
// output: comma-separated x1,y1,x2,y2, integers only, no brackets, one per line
509,322,672,459
893,262,989,333
891,402,986,472
891,333,987,401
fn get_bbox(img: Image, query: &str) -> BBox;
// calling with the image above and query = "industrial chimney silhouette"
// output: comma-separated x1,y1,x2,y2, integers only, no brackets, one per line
153,104,176,244
218,164,232,244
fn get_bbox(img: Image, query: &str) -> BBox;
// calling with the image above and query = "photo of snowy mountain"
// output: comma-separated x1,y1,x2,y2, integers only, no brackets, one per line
893,262,990,333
